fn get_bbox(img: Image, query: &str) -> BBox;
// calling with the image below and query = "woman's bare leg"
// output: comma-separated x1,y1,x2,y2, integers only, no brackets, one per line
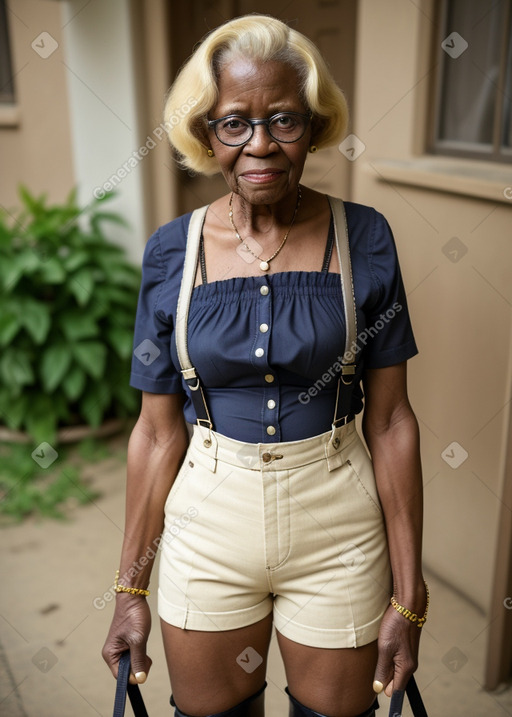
278,633,378,717
161,614,273,716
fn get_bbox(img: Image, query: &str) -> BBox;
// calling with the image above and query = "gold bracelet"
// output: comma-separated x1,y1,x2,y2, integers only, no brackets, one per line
114,570,150,597
390,581,429,627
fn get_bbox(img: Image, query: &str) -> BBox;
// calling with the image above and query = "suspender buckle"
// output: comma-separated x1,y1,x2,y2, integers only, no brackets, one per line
197,418,213,447
332,415,349,428
182,367,214,440
332,367,356,429
182,368,199,389
341,364,356,385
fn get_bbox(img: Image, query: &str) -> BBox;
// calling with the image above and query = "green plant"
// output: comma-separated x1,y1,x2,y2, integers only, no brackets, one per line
0,441,98,522
0,187,141,444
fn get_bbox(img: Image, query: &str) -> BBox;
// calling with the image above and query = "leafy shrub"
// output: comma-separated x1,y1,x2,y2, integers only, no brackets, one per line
0,187,141,444
0,442,95,521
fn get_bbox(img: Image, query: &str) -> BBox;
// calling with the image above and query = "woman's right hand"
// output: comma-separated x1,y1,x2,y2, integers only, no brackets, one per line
102,593,153,684
102,393,189,683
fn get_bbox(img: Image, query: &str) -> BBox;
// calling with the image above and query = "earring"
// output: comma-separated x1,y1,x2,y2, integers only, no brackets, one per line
309,145,318,153
207,149,214,157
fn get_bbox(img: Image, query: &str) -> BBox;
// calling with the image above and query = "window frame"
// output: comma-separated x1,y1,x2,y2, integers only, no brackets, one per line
0,0,15,105
428,0,512,164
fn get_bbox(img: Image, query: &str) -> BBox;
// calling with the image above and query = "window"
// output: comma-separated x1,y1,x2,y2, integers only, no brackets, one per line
0,0,15,104
430,0,511,163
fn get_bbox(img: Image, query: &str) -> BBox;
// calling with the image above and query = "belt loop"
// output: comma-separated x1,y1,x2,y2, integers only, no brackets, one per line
326,423,344,471
330,422,341,450
196,423,218,472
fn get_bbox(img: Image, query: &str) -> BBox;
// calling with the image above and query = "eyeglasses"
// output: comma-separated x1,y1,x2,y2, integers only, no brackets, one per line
207,111,311,147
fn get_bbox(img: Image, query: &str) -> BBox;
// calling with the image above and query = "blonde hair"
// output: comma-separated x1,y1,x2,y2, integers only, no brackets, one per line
163,14,349,176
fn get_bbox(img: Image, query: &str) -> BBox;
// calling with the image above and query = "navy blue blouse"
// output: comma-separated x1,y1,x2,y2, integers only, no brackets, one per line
130,201,418,443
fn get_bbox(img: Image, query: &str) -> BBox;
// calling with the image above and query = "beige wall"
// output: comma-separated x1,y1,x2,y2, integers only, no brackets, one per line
351,0,512,613
62,0,156,262
130,0,176,234
0,0,74,206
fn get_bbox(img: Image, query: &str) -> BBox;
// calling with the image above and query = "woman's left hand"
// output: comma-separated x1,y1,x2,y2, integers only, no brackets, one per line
373,605,422,697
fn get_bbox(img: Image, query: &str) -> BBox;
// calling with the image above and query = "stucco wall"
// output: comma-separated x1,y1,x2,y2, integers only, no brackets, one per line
351,0,512,612
0,0,74,207
61,0,147,262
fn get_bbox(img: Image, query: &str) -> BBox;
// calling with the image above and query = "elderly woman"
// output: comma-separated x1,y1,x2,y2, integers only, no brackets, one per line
102,14,427,717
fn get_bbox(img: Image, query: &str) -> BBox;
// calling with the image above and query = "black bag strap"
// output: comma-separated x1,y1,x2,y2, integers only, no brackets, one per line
388,675,428,716
113,651,149,717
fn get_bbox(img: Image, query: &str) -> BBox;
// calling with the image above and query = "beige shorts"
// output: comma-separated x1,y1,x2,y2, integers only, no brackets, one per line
158,420,391,648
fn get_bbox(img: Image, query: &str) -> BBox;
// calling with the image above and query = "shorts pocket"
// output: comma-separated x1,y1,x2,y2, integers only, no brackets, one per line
345,446,382,516
164,458,193,513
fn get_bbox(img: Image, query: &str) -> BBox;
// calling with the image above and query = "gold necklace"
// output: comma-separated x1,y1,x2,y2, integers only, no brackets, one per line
228,187,302,272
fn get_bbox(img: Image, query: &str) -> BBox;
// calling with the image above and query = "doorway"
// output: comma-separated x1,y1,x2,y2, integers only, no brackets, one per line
167,0,357,215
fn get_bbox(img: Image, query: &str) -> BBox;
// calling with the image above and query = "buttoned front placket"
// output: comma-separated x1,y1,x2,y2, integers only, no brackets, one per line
253,276,280,442
176,198,356,449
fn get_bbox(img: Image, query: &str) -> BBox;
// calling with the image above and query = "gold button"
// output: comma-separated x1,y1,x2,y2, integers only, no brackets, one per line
267,399,276,409
255,348,264,357
260,285,269,296
262,452,272,463
259,323,269,333
266,426,276,436
264,374,274,383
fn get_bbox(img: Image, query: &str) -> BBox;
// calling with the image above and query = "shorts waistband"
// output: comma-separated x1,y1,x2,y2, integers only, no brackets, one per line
190,420,357,472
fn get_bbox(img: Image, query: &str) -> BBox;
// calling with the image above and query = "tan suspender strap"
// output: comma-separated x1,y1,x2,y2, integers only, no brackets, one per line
175,204,209,383
328,196,358,427
176,197,358,431
327,196,357,366
175,204,215,441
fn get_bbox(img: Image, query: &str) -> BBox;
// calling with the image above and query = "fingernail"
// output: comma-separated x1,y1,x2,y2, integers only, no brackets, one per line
373,680,384,694
135,671,147,683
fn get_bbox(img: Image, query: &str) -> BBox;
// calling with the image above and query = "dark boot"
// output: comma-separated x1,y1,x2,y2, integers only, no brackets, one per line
286,687,378,717
171,682,266,717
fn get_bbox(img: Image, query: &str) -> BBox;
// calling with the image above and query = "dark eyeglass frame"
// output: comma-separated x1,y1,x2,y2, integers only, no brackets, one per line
207,111,312,147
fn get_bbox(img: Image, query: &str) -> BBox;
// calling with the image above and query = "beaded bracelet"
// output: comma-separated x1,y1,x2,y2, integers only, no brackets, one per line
114,570,150,597
390,581,429,627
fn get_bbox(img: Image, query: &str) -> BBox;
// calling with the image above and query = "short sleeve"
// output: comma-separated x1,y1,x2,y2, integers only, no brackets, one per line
129,227,184,394
361,211,418,369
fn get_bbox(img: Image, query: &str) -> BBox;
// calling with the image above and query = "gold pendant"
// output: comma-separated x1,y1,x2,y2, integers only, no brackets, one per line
260,261,270,271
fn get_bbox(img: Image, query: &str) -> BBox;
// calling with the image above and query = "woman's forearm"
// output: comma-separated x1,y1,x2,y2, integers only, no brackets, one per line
116,416,189,591
364,408,425,608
